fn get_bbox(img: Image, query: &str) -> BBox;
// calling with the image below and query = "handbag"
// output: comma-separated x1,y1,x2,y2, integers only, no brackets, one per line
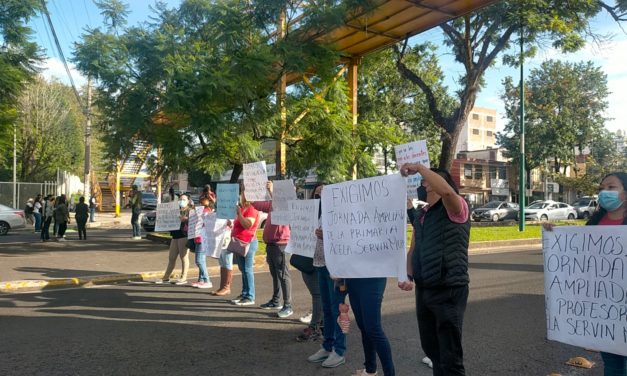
227,237,250,257
290,254,314,274
186,239,196,253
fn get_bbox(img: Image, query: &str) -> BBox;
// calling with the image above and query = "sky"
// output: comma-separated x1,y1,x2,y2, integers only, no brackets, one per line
31,0,627,134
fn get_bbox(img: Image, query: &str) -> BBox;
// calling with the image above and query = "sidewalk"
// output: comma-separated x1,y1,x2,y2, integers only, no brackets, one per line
0,229,541,293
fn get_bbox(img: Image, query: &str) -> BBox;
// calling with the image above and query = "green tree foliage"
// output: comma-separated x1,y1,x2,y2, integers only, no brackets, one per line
498,60,609,178
0,0,42,166
394,0,625,170
16,77,84,181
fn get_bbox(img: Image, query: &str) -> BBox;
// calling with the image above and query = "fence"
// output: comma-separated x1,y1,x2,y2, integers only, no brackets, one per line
0,181,58,209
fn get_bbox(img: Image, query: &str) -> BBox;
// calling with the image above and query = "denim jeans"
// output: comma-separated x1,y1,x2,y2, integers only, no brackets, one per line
90,207,95,222
235,238,258,300
219,249,233,270
131,211,141,237
601,352,627,376
317,266,347,356
195,251,209,282
347,278,395,376
34,212,42,232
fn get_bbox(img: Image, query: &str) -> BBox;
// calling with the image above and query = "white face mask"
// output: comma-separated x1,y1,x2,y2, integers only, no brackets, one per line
179,200,188,208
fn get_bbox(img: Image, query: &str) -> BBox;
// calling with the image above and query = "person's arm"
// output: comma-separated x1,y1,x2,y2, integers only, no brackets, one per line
236,206,256,228
251,201,271,213
400,163,463,215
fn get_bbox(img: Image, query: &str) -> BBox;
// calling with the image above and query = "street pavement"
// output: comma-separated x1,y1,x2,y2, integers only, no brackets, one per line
0,250,602,376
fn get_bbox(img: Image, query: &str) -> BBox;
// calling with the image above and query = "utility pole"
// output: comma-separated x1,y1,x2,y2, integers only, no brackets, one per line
276,8,287,180
83,77,92,200
13,123,17,209
518,15,526,232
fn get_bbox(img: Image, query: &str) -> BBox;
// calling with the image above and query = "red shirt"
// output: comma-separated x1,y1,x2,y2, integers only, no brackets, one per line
232,205,259,243
598,214,624,225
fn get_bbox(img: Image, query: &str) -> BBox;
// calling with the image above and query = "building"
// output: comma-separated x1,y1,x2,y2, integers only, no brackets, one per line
455,107,498,155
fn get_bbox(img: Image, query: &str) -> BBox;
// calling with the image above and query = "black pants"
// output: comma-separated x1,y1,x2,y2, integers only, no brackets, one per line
416,285,469,376
41,217,52,240
57,222,68,238
265,244,292,306
76,218,87,239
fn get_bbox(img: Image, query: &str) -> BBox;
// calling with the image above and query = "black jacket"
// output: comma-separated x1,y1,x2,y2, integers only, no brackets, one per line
411,199,470,288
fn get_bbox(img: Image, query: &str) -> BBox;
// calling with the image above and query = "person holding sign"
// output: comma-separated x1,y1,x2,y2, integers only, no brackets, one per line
156,194,193,285
544,172,627,375
252,181,293,318
229,184,261,306
192,197,220,289
399,164,470,376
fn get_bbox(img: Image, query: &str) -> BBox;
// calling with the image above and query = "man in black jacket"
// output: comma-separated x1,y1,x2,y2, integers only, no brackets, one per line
399,164,470,376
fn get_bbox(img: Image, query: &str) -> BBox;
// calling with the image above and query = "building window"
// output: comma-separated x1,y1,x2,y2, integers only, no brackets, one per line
487,116,494,122
486,130,493,137
499,166,507,179
464,164,472,178
472,114,479,120
474,165,483,180
472,128,480,135
489,166,497,179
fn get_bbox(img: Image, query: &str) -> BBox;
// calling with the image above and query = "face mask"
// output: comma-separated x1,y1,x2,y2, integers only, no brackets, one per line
179,200,188,208
417,185,428,202
598,190,623,211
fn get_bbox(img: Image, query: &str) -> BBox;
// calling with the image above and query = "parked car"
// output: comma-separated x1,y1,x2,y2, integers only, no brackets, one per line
141,209,268,233
524,200,577,221
0,204,27,235
571,196,598,219
471,201,519,222
141,192,158,210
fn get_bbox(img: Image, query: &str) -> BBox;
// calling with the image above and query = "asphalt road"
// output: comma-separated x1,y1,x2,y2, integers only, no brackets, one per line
0,250,602,376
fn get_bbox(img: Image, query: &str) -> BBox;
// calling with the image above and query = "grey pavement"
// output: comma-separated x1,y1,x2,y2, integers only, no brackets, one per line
0,250,601,376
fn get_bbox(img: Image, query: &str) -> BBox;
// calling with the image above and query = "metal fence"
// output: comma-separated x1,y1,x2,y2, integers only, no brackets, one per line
0,181,57,209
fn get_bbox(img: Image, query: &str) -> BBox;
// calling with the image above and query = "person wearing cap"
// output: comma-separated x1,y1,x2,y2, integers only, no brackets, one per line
129,185,143,239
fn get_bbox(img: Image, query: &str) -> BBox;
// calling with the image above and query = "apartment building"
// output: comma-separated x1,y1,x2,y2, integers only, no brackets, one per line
455,107,498,155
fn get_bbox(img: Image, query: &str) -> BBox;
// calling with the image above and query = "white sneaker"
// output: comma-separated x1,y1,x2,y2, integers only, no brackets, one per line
352,370,377,376
132,236,142,240
307,348,331,363
57,238,66,242
196,281,213,289
321,351,345,368
421,356,433,368
174,280,188,285
299,312,313,324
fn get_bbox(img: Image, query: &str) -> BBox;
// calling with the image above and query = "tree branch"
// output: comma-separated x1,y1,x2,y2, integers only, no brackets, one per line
478,25,516,73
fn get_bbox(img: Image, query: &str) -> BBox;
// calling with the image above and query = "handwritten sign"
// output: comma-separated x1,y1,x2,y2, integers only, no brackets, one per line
154,201,181,232
321,174,407,279
394,140,430,199
201,213,230,258
187,207,205,239
216,184,239,219
243,161,269,201
285,199,319,257
543,226,627,356
271,179,297,225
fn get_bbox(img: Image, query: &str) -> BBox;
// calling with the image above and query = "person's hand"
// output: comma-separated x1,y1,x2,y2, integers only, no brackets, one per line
406,198,414,209
236,205,242,216
315,227,323,239
400,163,422,177
226,219,232,227
398,281,413,291
542,223,555,231
266,180,273,194
194,236,202,244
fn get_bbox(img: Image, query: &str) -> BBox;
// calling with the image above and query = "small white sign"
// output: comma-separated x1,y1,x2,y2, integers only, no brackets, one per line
243,161,269,201
154,201,181,232
187,207,205,239
285,199,319,257
394,140,430,199
271,179,297,225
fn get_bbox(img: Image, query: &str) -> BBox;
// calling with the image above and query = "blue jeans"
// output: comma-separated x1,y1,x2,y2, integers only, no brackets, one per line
219,249,233,270
34,212,42,232
131,211,141,237
317,266,347,356
195,251,209,282
235,238,258,300
90,207,95,222
602,352,627,376
347,278,395,375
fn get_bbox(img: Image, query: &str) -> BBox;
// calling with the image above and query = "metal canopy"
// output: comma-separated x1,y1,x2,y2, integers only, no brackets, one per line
311,0,501,58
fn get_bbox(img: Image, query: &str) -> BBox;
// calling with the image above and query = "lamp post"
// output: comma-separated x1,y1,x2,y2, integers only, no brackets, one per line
13,122,17,209
518,14,526,232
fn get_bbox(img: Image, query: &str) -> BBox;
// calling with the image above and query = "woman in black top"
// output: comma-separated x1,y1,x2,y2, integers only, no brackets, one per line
75,197,89,240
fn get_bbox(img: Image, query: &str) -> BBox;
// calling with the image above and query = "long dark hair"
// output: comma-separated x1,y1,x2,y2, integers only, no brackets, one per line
431,168,460,194
587,172,627,225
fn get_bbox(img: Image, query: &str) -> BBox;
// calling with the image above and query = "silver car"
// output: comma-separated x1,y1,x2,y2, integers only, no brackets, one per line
0,204,27,235
524,200,577,221
471,201,519,222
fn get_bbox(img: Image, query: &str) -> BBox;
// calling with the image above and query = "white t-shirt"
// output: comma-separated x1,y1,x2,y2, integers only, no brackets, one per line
33,202,41,214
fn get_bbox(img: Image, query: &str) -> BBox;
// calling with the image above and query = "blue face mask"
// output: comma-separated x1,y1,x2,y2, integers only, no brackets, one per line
598,190,623,211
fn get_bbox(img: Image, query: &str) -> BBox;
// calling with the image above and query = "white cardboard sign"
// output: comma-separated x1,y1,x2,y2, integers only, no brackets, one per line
394,140,430,199
285,199,319,257
187,207,205,239
271,179,297,225
543,226,627,356
154,201,181,232
243,161,269,201
321,174,407,279
201,213,230,258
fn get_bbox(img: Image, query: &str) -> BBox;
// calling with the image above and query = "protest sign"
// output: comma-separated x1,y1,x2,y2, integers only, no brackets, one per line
187,207,205,239
243,161,269,201
154,201,181,232
285,199,319,257
201,213,230,258
394,140,430,199
216,183,239,219
543,226,627,356
271,179,297,225
321,174,407,279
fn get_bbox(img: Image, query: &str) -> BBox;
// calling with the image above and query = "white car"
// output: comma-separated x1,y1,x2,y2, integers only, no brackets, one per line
0,204,27,235
524,200,577,221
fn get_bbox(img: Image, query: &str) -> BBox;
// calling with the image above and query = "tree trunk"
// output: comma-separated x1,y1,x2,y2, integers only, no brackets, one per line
229,163,243,183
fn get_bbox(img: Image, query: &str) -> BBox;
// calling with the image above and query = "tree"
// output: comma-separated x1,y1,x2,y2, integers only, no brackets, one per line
16,77,84,181
394,0,625,170
497,60,609,179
